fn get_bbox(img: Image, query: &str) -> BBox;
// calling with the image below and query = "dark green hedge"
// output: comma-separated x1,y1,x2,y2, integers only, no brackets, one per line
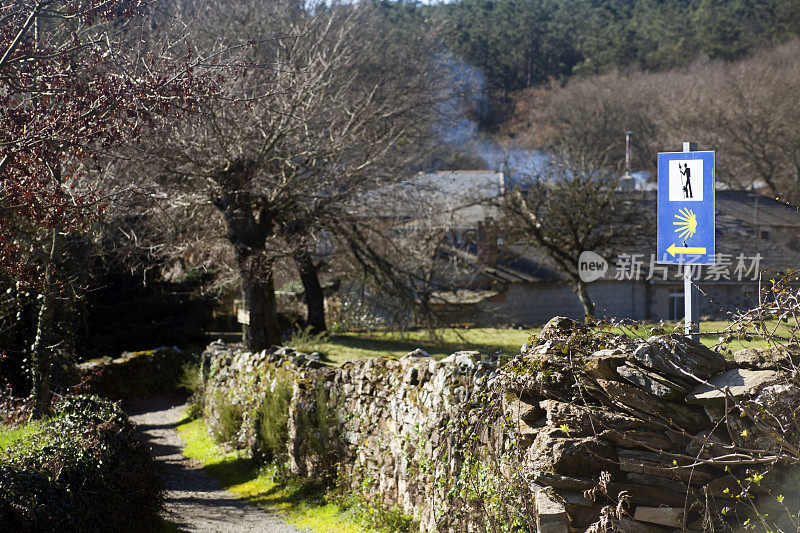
80,347,195,399
0,395,162,532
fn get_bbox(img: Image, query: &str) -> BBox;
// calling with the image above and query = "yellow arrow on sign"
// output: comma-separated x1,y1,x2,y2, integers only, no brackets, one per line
667,243,706,256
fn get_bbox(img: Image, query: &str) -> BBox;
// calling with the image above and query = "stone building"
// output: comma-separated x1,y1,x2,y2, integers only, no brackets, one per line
433,190,800,325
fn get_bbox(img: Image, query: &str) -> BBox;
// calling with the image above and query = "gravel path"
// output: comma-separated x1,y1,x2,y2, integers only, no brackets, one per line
126,395,302,533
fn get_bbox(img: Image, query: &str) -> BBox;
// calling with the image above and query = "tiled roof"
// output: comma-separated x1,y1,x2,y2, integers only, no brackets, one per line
454,190,800,284
717,190,800,228
438,244,562,284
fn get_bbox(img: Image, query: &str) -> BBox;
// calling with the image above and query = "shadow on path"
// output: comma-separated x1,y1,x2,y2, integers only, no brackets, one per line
126,394,302,533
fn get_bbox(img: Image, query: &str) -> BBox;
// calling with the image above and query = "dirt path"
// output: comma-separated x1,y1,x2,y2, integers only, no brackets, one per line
126,395,303,533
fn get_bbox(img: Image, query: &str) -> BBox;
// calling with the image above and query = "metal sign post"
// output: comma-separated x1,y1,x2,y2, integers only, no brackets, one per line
656,142,715,342
681,142,700,341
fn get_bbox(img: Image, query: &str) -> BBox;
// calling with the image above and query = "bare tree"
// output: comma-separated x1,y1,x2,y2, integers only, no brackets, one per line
506,72,663,173
511,40,800,202
128,0,442,350
675,42,800,201
500,154,647,319
330,194,456,330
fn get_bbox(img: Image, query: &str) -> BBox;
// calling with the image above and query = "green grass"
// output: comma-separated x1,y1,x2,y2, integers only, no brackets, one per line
698,319,798,351
313,327,535,364
0,421,45,453
601,319,798,354
306,320,790,365
176,417,378,533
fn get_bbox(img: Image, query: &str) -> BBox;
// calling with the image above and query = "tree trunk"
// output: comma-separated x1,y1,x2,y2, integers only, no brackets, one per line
294,250,326,333
29,228,59,419
215,186,281,352
240,265,280,352
576,278,595,321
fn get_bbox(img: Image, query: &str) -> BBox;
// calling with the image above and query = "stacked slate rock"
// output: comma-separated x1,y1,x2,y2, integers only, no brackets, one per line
198,327,799,532
499,317,799,533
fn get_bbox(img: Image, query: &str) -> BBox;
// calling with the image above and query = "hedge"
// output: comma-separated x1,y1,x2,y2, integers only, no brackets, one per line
0,395,162,532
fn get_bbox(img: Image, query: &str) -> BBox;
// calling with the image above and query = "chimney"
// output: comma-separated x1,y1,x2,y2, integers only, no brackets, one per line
477,218,499,267
619,176,637,191
625,131,634,175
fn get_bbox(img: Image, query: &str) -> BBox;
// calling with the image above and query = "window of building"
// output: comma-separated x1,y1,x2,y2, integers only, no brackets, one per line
669,291,684,321
760,228,771,240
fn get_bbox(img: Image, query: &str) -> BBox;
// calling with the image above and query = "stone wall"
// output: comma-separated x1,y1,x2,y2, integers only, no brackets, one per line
78,346,192,398
201,341,502,531
200,321,799,532
480,281,758,326
477,281,645,326
500,319,799,531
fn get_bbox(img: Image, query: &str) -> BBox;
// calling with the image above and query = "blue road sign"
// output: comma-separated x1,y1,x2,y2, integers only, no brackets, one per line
657,151,715,265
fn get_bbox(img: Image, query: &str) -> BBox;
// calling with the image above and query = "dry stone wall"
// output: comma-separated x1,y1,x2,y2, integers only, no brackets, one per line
201,341,503,531
201,319,800,532
79,346,192,398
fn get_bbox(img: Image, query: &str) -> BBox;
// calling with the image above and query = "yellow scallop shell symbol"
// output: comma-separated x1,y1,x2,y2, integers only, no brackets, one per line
673,207,697,240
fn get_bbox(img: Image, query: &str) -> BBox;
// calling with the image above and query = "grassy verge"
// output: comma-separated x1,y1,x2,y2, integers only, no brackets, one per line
307,327,534,364
0,422,45,453
601,319,796,353
176,417,382,533
299,320,788,365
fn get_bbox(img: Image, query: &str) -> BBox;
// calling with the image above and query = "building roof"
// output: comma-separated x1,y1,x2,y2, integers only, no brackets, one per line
611,191,800,281
376,170,507,229
449,190,800,285
717,190,800,228
439,244,562,284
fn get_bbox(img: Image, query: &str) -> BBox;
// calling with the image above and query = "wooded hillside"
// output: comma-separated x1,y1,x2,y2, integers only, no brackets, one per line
385,0,800,126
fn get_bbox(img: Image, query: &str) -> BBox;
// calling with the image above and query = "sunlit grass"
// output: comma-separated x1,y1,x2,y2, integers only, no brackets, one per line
0,421,44,453
593,318,797,355
176,417,376,533
316,327,534,364
313,319,792,365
